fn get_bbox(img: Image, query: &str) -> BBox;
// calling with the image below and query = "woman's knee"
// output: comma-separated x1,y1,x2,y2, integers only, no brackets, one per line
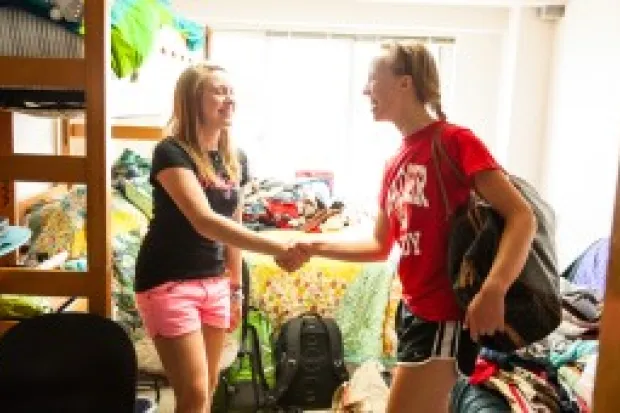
176,379,209,412
208,372,220,397
387,360,457,413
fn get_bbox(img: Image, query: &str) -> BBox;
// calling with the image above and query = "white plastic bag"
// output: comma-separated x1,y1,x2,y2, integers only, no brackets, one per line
332,360,389,412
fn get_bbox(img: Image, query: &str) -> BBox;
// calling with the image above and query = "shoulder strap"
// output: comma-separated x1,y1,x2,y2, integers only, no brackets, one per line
432,130,467,183
430,126,468,219
247,312,272,387
246,322,270,408
322,318,349,382
268,317,304,405
240,260,251,344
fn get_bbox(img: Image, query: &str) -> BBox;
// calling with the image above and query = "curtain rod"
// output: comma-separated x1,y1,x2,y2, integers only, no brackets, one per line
211,26,455,44
264,30,455,43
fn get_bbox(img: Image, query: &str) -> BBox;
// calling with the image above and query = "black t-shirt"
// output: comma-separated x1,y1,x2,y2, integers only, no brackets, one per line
134,137,249,292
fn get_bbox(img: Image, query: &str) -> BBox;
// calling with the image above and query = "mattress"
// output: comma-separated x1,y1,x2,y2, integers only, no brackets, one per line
0,7,84,111
0,7,83,58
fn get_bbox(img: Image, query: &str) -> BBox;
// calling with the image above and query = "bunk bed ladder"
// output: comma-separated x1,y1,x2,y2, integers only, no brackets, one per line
0,2,112,319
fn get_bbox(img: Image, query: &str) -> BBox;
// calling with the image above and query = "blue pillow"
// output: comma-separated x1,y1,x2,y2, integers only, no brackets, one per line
0,226,32,258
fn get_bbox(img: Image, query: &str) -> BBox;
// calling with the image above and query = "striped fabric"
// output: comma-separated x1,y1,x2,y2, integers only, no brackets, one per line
431,320,461,358
0,7,83,58
0,7,84,112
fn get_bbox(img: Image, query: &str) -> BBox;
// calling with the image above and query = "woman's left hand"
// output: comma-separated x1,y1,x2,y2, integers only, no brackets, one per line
228,298,242,333
465,281,507,342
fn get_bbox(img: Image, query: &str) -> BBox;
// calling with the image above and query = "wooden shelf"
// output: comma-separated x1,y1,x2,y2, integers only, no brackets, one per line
0,269,90,296
0,155,86,182
69,115,168,141
0,57,85,89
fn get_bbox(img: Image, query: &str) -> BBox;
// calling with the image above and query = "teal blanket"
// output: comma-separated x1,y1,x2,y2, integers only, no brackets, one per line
110,0,172,78
110,0,205,77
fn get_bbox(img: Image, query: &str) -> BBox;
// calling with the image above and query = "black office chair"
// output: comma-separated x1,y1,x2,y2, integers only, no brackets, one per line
0,312,138,413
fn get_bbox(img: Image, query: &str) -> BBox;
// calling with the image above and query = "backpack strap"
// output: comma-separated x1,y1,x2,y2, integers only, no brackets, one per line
240,260,251,345
267,317,304,405
247,311,272,390
246,322,269,409
322,318,349,382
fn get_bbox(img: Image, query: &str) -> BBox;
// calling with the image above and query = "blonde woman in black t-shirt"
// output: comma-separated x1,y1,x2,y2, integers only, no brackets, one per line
134,63,302,413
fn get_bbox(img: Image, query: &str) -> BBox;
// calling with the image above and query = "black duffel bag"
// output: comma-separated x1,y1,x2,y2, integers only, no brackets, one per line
431,133,562,352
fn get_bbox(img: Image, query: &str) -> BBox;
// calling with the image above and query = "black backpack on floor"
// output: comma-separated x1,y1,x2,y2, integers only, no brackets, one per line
268,313,349,410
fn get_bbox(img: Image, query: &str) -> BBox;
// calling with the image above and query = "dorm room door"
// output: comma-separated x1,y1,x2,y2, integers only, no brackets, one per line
593,162,620,412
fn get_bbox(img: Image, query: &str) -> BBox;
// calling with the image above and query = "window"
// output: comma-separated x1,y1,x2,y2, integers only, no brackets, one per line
210,30,455,210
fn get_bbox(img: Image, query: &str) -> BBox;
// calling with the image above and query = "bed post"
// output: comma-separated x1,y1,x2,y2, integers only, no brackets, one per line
205,26,212,59
592,165,620,412
0,111,18,267
83,1,112,318
59,118,71,156
59,118,73,190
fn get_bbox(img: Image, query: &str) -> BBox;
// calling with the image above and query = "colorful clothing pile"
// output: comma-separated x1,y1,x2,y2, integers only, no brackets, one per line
451,276,604,413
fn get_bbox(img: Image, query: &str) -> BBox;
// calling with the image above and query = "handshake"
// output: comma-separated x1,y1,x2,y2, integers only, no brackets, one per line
274,241,314,272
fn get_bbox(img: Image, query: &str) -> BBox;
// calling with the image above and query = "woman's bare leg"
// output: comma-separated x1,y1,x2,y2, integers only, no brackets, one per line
153,331,209,413
386,359,458,413
202,324,228,409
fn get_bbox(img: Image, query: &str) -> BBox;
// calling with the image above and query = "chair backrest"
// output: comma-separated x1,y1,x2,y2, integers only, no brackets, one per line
0,312,137,413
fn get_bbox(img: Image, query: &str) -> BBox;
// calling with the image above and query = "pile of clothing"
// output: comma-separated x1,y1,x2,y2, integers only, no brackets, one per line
242,177,349,232
451,269,605,413
454,346,594,412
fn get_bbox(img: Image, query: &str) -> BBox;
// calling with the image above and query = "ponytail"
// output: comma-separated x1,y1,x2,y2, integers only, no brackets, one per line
431,100,446,121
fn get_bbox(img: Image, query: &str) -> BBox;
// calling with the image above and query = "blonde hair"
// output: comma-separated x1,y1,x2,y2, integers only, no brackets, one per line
381,41,446,121
167,62,240,184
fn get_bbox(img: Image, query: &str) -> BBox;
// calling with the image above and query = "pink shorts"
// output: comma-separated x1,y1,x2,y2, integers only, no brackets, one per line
135,276,231,338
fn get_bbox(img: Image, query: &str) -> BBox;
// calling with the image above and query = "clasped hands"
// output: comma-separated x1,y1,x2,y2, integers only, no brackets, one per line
275,241,313,272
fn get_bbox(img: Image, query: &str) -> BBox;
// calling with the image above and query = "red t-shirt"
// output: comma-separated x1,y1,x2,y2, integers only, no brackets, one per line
379,121,500,321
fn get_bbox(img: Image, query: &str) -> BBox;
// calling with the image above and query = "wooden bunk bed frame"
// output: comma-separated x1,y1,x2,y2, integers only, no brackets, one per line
61,115,169,154
593,165,620,411
0,6,211,336
0,3,111,333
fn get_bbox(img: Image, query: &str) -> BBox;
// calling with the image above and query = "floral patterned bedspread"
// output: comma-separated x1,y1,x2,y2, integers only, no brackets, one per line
244,249,397,363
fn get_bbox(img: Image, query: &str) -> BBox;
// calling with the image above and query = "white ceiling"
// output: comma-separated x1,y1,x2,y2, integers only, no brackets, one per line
356,0,568,6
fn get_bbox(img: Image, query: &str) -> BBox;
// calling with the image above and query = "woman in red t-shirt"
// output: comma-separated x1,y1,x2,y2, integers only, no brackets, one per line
284,41,536,412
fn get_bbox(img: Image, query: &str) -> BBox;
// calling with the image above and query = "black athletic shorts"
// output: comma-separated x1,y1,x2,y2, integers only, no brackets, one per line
395,301,480,375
